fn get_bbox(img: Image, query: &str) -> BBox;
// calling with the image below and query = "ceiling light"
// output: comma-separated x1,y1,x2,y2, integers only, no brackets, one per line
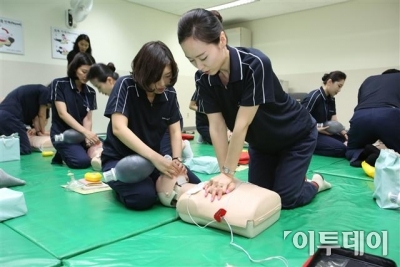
206,0,259,11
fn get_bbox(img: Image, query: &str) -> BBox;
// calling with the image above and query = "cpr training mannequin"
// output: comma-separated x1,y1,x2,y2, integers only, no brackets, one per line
323,120,345,135
156,174,282,238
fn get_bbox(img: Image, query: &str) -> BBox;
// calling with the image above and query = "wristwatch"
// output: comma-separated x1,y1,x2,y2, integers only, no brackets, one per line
222,166,235,176
172,157,183,162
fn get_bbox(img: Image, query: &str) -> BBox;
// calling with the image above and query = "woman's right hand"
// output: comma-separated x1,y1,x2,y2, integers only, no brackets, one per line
83,131,100,146
153,156,180,179
317,125,332,135
204,173,236,201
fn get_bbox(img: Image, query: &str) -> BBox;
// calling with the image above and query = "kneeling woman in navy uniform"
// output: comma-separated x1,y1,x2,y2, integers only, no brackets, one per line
178,9,332,209
301,71,347,157
346,70,400,166
101,41,201,210
49,52,99,169
0,84,50,154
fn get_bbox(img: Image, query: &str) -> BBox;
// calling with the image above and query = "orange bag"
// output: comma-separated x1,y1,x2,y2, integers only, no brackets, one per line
181,133,194,140
238,151,249,165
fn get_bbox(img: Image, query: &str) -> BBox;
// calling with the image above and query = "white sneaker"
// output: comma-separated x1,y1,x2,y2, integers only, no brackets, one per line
311,173,332,192
197,135,204,144
182,140,194,160
91,157,102,172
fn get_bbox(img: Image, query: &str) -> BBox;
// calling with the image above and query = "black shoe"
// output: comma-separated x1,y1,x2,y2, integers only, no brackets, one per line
350,160,362,167
352,144,380,167
365,153,380,167
51,152,63,165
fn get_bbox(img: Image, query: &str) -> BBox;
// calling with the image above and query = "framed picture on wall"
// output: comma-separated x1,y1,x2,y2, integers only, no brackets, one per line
51,27,83,60
0,17,24,55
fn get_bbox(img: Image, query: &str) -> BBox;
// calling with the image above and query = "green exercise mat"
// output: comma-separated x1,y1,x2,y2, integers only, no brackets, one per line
0,224,60,267
314,159,371,181
2,153,178,259
63,174,399,266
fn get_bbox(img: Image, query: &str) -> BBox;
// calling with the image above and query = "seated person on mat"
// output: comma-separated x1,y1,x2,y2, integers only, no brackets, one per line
189,87,212,144
0,84,50,154
301,71,347,157
346,69,400,167
178,9,331,209
49,52,100,169
87,62,194,171
99,41,201,211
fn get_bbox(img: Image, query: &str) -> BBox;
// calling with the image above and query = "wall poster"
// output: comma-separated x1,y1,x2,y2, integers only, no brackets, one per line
51,27,82,60
0,17,24,55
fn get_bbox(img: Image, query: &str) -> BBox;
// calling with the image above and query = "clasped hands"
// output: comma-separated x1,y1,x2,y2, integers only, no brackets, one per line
84,131,100,147
204,173,236,202
157,156,188,180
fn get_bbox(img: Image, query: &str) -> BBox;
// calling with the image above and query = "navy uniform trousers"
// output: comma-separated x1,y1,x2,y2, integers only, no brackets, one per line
346,107,400,162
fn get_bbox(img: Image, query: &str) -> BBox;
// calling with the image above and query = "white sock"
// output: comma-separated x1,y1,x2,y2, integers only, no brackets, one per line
182,140,194,160
91,157,102,172
311,173,332,193
0,169,26,188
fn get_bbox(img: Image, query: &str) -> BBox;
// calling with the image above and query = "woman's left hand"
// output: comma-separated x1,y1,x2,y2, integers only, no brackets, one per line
85,138,96,147
172,159,188,178
204,173,236,201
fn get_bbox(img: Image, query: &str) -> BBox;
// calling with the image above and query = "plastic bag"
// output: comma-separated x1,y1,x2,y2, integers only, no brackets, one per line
373,149,400,209
184,156,220,174
0,188,28,221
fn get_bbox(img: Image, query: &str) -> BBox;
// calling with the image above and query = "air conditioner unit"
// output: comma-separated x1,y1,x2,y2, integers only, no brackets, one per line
225,27,251,47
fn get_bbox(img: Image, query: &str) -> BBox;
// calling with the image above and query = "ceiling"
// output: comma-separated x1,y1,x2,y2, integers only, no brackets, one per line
126,0,349,24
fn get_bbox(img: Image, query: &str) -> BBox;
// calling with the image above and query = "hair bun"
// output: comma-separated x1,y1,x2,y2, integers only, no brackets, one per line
210,10,223,23
107,62,116,72
321,73,329,82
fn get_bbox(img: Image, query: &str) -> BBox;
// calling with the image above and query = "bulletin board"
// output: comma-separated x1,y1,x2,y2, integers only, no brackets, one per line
51,27,83,60
0,17,24,55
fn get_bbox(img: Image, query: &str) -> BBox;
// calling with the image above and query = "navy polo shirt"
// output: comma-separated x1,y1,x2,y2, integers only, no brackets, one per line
355,73,400,111
301,87,336,123
191,86,209,127
67,50,78,65
102,75,181,160
49,77,97,136
0,84,50,125
196,46,314,153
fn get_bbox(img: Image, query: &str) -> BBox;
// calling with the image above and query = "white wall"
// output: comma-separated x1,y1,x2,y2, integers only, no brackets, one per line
1,0,399,131
228,0,400,128
0,0,197,132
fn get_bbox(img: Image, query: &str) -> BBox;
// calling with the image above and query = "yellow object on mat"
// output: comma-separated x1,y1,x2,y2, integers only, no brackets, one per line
84,172,102,182
361,161,375,178
42,151,54,157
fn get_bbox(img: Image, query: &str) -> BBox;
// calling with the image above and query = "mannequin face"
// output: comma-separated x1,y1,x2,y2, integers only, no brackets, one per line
180,32,227,75
91,77,115,96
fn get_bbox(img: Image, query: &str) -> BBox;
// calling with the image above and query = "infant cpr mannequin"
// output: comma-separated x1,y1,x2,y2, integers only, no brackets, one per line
156,175,282,238
323,120,345,134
